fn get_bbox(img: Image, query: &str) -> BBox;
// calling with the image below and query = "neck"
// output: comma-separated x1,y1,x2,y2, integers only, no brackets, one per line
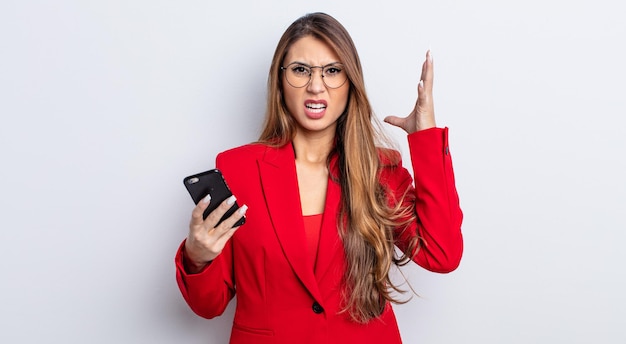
292,129,335,165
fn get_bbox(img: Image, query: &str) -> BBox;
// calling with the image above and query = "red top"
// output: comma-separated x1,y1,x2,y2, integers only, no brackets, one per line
303,213,323,269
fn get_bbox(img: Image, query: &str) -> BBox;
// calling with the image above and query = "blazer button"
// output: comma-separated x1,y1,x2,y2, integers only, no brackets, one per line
312,302,324,314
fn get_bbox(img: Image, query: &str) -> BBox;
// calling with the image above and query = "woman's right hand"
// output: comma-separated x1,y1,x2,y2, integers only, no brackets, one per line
184,194,248,273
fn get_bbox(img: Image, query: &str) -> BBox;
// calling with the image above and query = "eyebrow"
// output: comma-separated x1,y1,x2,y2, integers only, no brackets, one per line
285,61,343,67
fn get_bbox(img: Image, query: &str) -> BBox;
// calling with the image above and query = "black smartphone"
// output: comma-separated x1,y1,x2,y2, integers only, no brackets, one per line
183,169,245,228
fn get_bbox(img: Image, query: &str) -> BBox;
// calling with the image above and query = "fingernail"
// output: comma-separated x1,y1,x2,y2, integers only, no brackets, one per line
238,205,248,215
428,50,433,63
202,194,211,203
227,195,237,205
419,80,424,89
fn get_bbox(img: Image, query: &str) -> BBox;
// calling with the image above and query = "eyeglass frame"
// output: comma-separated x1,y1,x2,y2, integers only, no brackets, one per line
280,62,349,89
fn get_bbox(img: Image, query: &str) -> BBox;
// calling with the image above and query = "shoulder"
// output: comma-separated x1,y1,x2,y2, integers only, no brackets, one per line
377,147,402,168
217,143,268,163
216,143,270,171
216,142,292,190
216,142,291,173
215,143,269,184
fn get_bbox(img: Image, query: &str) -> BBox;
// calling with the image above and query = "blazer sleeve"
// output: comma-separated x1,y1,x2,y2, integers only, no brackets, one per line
174,236,235,318
387,127,464,273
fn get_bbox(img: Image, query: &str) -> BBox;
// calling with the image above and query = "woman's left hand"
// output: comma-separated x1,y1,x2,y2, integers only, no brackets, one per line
384,50,436,134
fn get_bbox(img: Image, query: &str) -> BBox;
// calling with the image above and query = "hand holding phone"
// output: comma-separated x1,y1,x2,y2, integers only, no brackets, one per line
183,169,246,228
183,169,247,271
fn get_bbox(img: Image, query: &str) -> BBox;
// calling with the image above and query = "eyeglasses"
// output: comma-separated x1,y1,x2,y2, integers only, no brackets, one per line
280,62,348,89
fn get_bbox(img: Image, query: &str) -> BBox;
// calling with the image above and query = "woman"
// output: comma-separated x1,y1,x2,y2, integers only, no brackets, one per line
176,12,463,343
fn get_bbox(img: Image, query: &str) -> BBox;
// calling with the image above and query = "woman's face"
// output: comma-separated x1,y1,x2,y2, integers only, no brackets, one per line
282,35,350,137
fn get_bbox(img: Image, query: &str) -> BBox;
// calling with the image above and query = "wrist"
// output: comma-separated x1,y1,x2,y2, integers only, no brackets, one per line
183,242,211,274
415,120,436,132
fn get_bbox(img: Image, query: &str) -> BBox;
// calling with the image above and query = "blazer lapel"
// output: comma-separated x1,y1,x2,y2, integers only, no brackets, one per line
257,143,322,302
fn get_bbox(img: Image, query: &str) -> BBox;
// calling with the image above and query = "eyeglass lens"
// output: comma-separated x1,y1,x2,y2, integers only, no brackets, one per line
283,63,348,89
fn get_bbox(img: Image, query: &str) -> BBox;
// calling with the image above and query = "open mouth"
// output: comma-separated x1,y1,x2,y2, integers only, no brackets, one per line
305,101,327,114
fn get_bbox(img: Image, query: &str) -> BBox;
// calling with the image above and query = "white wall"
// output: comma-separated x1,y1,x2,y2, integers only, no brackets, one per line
1,0,625,343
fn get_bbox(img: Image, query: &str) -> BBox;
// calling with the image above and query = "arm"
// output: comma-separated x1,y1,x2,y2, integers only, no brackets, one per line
175,239,236,318
390,127,463,273
175,157,248,318
383,50,463,272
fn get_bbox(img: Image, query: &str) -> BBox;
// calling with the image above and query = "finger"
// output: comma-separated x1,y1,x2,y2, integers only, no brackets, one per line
205,195,238,229
419,56,427,83
422,50,434,92
222,204,248,229
417,79,429,105
383,115,406,128
190,194,211,226
214,204,248,239
417,52,433,107
416,78,434,119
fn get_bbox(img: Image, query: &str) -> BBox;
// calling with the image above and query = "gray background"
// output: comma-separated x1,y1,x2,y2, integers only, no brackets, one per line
1,0,625,343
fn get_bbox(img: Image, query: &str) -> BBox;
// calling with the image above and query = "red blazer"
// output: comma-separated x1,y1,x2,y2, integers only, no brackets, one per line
175,127,463,344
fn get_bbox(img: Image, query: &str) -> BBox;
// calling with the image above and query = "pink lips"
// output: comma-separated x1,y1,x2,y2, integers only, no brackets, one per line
304,99,328,119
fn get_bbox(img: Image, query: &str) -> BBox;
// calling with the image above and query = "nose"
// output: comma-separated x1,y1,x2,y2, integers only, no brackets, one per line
306,67,325,93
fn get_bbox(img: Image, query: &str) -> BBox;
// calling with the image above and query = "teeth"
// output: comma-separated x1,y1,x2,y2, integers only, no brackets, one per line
306,103,326,109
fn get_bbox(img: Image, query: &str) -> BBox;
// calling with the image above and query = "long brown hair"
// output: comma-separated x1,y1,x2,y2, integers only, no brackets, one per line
259,12,418,323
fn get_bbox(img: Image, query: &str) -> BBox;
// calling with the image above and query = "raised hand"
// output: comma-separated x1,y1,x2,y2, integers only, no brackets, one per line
384,50,436,133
